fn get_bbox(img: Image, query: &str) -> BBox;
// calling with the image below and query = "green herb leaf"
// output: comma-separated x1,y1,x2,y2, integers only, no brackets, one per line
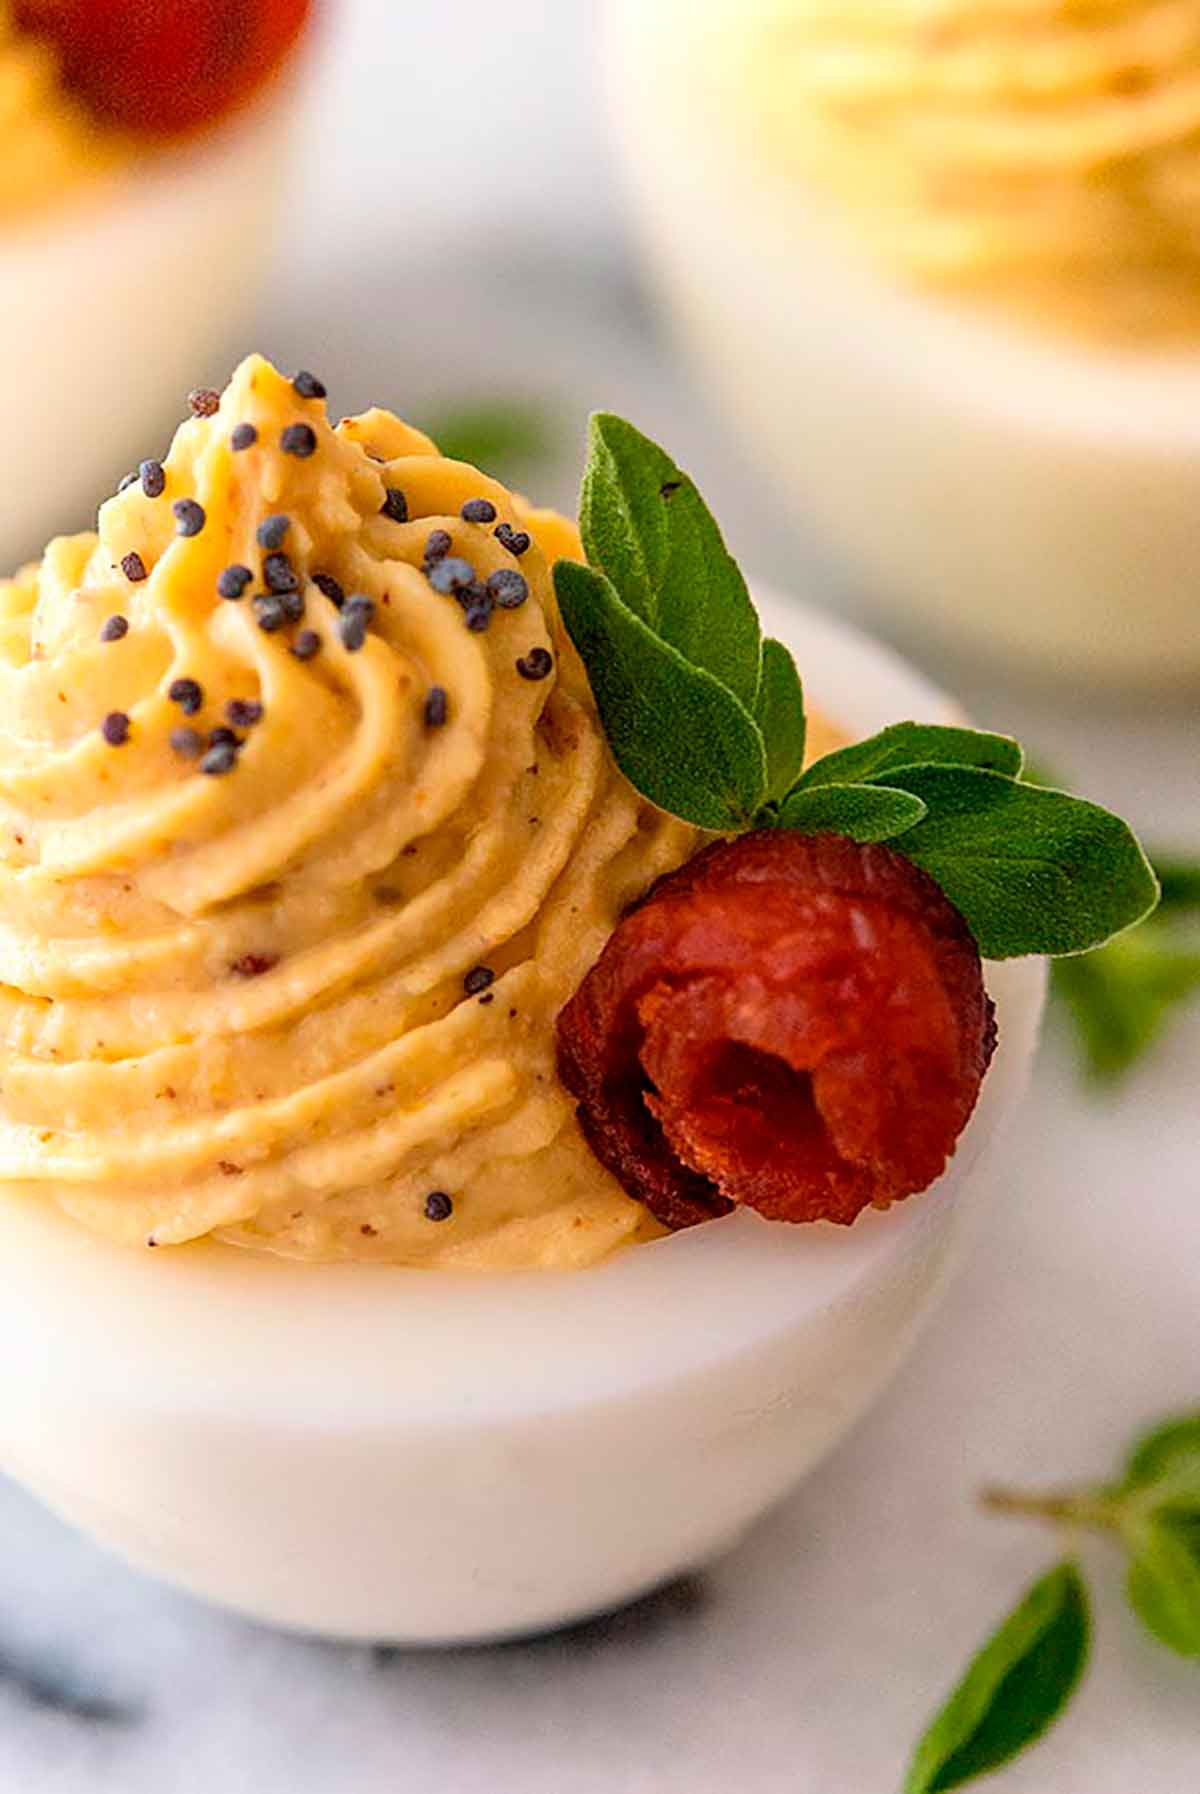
797,722,1023,792
1126,1520,1200,1657
580,414,761,710
554,559,766,831
873,766,1159,958
1053,925,1200,1085
1123,1414,1200,1510
1155,858,1200,911
777,782,926,843
1049,841,1199,1084
903,1562,1090,1794
423,398,554,476
753,638,807,804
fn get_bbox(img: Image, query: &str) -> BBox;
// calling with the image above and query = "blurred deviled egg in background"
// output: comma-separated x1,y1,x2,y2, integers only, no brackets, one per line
0,0,314,571
606,0,1200,688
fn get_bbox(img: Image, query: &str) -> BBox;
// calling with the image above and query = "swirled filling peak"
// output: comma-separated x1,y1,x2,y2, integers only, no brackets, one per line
0,355,697,1267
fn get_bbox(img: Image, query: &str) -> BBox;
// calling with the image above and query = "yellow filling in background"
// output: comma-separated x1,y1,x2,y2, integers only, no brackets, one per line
0,2,126,224
702,0,1200,345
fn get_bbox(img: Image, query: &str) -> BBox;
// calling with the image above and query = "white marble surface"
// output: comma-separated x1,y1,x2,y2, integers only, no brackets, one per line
2,2,1197,1788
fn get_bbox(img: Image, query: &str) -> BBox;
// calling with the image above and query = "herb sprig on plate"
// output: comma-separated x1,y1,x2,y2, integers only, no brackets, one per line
905,1411,1200,1792
554,414,1158,960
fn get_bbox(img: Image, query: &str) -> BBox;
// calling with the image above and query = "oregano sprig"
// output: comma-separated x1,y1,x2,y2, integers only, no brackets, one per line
904,1411,1200,1792
554,413,1158,958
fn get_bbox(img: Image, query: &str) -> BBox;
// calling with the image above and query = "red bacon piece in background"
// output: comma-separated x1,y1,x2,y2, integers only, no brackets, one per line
14,0,312,136
557,831,997,1231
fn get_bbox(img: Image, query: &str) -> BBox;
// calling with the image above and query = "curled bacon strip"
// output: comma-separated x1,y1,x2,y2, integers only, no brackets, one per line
557,832,997,1230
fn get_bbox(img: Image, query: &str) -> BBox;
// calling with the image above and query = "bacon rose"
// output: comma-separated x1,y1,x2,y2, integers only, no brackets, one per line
557,831,997,1229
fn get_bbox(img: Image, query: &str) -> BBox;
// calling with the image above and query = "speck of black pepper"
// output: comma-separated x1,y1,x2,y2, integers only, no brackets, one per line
252,594,288,634
311,572,344,609
478,992,495,1006
461,497,497,524
291,629,322,660
230,422,258,452
208,726,242,750
170,725,204,759
427,555,475,596
139,459,166,498
423,685,448,727
292,370,327,400
281,422,317,458
201,740,238,776
487,568,528,609
226,698,263,729
494,521,531,557
188,387,221,418
120,550,147,583
173,498,206,537
101,710,130,746
424,1190,454,1222
516,647,553,681
380,487,408,523
118,471,138,493
338,596,374,651
100,614,129,642
263,551,299,594
423,529,452,564
217,563,253,600
167,676,204,714
463,964,495,995
256,513,290,551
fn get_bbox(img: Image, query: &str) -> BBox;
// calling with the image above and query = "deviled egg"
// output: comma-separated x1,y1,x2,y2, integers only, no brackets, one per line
0,358,1152,1641
606,0,1200,687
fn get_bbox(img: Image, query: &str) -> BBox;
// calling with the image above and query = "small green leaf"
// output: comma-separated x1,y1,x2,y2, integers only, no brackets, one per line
1051,844,1200,1084
554,559,766,831
580,414,761,709
753,639,807,803
878,766,1159,958
423,398,553,475
1126,1520,1200,1656
777,782,926,843
1121,1420,1200,1651
1122,1414,1200,1510
798,722,1023,792
903,1562,1090,1794
1053,928,1200,1084
580,413,666,625
1155,857,1200,912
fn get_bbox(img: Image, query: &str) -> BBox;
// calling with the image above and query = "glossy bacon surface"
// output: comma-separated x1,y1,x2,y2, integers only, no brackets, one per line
557,831,997,1229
